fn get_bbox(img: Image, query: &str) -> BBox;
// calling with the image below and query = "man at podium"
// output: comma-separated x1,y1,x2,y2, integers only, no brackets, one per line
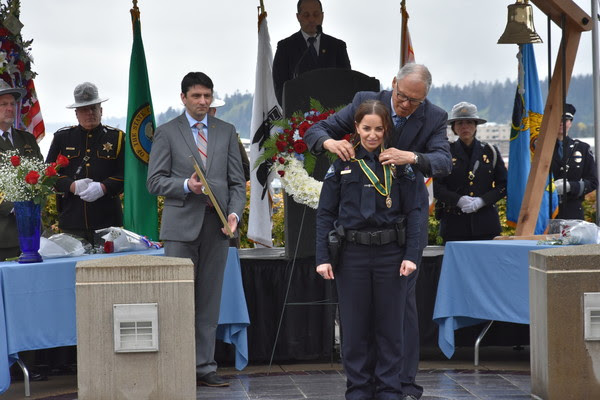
272,0,351,105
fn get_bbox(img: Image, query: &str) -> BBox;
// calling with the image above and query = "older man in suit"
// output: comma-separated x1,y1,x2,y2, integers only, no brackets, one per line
272,0,351,105
0,82,43,261
147,72,246,387
304,63,451,400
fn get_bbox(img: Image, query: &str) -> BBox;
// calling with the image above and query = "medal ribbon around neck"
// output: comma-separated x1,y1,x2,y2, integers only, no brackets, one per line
352,146,392,198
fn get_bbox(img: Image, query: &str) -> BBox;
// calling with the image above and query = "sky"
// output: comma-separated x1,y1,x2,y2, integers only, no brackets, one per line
18,0,596,130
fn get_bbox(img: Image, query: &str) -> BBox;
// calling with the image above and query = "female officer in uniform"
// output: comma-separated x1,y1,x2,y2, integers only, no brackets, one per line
316,100,420,400
433,101,507,243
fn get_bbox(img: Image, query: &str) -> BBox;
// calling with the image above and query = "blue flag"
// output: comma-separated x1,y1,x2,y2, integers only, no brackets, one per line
506,44,558,234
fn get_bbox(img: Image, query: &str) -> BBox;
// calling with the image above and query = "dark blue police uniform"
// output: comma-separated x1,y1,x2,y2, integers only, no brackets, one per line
551,137,598,220
433,139,507,242
316,145,420,400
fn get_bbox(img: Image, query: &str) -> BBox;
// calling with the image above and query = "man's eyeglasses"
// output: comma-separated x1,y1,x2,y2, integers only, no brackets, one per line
395,82,425,106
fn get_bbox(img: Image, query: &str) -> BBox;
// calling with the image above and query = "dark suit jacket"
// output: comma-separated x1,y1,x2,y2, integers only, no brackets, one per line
304,90,452,248
146,113,246,242
0,128,43,249
272,31,351,105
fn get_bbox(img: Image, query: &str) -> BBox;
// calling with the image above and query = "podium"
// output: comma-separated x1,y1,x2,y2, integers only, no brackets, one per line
282,68,379,259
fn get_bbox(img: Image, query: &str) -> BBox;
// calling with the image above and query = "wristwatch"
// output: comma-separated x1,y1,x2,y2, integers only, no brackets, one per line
413,152,419,165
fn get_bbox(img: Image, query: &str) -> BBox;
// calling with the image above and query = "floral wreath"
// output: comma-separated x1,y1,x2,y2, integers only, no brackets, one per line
256,99,348,209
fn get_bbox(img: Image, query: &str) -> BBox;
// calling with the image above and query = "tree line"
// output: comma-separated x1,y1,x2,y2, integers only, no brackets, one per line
155,74,594,139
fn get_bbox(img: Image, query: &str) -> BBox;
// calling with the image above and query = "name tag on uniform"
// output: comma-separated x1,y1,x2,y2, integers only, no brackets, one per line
340,169,352,175
66,147,76,150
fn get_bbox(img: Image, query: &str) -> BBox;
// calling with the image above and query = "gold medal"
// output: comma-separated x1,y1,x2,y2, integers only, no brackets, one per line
386,195,392,208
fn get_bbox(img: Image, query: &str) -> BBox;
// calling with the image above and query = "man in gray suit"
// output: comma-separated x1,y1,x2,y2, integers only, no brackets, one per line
147,72,246,387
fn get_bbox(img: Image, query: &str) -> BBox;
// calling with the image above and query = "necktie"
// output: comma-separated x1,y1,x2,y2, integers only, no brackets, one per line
393,115,407,129
360,154,377,220
557,140,563,159
2,131,12,146
307,36,318,60
196,122,207,167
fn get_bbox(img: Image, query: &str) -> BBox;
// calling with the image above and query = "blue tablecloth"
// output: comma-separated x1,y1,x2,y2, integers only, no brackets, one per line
0,247,249,394
432,240,556,359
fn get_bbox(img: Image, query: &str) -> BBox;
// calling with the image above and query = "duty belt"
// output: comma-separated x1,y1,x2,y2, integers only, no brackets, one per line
345,228,397,246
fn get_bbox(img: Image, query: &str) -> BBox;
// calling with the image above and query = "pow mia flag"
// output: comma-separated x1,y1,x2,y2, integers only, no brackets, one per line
248,12,281,247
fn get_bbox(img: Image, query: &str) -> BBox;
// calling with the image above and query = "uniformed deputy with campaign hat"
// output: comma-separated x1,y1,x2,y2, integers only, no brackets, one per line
433,101,507,242
316,100,421,400
46,82,124,244
552,103,598,220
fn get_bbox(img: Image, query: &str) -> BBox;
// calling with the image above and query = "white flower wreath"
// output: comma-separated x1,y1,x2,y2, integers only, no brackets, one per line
273,155,323,209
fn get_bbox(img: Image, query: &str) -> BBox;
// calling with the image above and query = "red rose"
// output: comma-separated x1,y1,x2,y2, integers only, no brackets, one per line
50,162,57,168
297,121,311,138
16,60,25,73
1,40,11,52
278,134,284,140
45,166,57,177
271,155,277,162
277,170,285,177
343,134,352,142
56,154,69,167
278,157,285,164
293,140,308,154
287,148,294,153
0,28,10,36
10,155,20,166
25,170,40,185
275,140,287,152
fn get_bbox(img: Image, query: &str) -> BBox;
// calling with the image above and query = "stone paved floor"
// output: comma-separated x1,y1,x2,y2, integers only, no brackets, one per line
194,369,531,400
11,369,532,400
6,346,533,399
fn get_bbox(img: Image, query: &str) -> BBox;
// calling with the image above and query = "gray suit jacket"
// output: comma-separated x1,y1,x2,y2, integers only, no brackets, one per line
146,113,246,242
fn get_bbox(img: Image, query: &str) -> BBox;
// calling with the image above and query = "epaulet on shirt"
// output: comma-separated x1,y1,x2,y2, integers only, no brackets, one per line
55,125,77,133
103,125,124,134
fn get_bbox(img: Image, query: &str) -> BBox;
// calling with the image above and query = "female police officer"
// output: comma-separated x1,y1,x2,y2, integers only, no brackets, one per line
433,101,507,243
316,100,420,400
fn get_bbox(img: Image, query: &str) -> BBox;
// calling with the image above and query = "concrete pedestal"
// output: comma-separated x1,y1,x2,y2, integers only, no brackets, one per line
529,244,600,400
76,255,196,400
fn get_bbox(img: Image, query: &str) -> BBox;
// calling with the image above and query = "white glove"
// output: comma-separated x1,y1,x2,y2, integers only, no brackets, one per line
456,196,473,209
79,181,105,202
555,179,570,195
462,197,485,214
73,178,93,195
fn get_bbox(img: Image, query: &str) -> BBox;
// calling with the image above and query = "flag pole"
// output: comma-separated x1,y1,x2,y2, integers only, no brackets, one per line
131,0,139,22
258,0,267,32
400,0,409,67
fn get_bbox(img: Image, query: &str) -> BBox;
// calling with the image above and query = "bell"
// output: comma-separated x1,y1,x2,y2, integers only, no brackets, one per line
497,0,542,44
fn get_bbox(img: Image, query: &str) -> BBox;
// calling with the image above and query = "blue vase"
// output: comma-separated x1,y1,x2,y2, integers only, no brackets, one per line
13,200,43,263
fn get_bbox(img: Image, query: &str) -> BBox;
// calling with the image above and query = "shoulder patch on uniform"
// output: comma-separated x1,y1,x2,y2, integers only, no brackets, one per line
324,165,336,180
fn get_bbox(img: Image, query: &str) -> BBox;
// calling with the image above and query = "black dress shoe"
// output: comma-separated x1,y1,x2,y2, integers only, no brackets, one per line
196,371,229,387
30,372,48,382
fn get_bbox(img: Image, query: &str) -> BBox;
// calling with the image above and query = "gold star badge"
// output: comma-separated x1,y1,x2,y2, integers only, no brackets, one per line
103,142,113,152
